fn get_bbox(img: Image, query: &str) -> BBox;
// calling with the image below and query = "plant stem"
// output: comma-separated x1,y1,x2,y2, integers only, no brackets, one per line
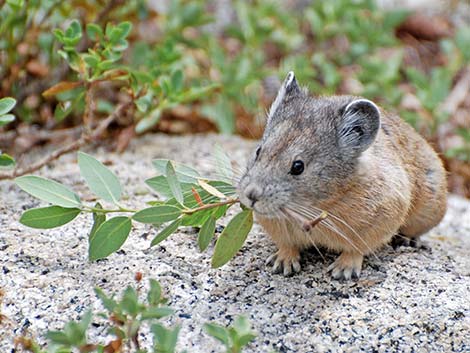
85,206,138,214
83,198,239,215
182,198,239,215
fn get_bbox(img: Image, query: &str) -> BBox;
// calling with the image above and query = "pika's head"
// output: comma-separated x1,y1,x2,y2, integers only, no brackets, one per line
238,72,381,217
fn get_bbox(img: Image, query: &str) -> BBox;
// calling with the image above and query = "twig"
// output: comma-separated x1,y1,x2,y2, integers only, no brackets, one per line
302,211,328,232
0,102,131,180
183,198,239,215
0,126,83,149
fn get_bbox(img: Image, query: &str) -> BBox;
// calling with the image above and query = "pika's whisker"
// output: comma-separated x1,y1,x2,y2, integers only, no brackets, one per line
285,204,364,256
292,202,379,260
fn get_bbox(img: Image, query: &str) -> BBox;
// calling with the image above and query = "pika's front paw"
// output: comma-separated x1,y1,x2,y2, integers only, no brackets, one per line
266,248,301,276
327,252,363,280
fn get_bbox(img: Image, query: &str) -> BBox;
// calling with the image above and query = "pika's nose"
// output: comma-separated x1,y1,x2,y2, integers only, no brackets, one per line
245,184,262,206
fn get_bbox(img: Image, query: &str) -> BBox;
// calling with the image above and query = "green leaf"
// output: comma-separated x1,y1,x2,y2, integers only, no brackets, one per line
82,53,99,68
166,161,184,204
237,333,257,347
117,21,133,38
204,323,230,345
65,20,82,42
211,210,253,268
141,307,174,320
181,208,213,227
383,9,410,29
86,23,103,41
0,153,15,168
198,216,216,251
455,26,470,62
94,287,117,312
77,152,122,204
89,203,106,240
150,218,182,247
132,205,181,224
233,316,254,336
121,287,139,316
19,206,81,229
152,159,200,183
176,84,219,103
145,175,194,199
201,97,235,134
88,216,132,261
214,144,233,182
62,311,91,346
0,97,16,115
147,279,162,305
135,107,162,134
151,324,180,353
171,69,184,92
0,114,15,126
212,204,229,219
46,331,71,345
15,175,82,208
6,0,24,8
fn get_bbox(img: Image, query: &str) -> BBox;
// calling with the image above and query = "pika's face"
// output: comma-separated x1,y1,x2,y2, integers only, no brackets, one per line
238,72,380,218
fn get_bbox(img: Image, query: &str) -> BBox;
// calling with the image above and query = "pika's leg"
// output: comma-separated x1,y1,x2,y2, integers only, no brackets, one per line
266,246,301,276
391,232,425,248
327,251,363,280
257,217,304,276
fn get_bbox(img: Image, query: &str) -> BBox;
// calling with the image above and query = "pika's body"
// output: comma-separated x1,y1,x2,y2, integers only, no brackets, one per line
238,72,447,279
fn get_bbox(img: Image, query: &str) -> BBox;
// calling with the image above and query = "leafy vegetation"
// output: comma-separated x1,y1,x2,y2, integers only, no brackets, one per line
0,97,16,168
16,150,254,268
1,1,469,184
15,277,256,353
1,1,469,195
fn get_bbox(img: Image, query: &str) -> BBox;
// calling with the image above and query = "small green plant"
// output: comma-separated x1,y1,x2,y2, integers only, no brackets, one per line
0,97,16,168
200,0,304,133
204,316,257,353
404,66,453,135
46,19,217,132
16,149,252,268
15,277,256,353
305,0,408,64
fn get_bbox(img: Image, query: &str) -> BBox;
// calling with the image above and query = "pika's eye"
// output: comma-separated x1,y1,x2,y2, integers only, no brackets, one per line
255,146,261,159
290,160,304,175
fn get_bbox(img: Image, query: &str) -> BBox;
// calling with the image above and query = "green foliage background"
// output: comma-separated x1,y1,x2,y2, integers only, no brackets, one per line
1,0,469,148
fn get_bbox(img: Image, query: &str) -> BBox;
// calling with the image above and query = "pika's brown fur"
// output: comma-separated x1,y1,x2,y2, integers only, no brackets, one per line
238,72,447,279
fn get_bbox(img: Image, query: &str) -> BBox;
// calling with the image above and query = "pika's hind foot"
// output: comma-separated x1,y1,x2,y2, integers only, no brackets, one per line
328,252,363,280
266,247,301,276
391,233,428,250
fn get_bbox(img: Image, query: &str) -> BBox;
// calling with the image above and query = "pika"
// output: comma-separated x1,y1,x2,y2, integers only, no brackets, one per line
238,72,447,279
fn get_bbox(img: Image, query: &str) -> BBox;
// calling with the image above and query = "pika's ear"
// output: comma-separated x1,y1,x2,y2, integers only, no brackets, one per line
338,99,380,155
268,71,301,121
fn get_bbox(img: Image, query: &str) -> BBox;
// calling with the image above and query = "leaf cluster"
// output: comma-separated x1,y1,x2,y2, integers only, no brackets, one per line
16,278,256,353
0,97,16,168
16,149,253,268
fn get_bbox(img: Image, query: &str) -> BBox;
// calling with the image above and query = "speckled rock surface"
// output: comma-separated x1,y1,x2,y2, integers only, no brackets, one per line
1,134,469,352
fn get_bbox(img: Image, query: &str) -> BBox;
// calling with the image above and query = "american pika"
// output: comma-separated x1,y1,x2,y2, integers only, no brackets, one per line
238,72,447,279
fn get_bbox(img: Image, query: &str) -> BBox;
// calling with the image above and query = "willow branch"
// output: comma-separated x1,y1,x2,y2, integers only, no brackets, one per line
183,198,239,215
